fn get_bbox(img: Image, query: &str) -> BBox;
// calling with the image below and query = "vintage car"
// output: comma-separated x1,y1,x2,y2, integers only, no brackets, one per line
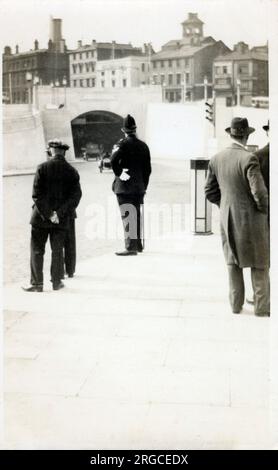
98,152,112,173
82,143,103,161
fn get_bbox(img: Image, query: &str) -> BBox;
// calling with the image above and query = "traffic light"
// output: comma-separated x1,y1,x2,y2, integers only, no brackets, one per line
205,100,214,124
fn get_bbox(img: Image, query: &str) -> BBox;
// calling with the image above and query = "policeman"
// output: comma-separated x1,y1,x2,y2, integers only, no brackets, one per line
22,139,82,292
111,114,151,256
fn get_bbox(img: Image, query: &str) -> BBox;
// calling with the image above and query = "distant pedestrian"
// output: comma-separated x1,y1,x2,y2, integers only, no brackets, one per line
111,114,151,256
22,139,82,292
205,117,270,316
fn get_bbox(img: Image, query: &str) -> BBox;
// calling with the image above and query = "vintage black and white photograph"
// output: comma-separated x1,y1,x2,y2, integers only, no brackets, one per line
0,0,278,452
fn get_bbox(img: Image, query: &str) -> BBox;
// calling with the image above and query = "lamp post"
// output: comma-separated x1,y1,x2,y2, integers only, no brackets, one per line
50,81,54,104
62,76,67,106
204,76,208,102
236,78,241,106
26,72,32,111
33,75,40,110
182,71,187,103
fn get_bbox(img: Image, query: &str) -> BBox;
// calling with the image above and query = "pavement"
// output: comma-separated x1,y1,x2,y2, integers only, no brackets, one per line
3,228,271,450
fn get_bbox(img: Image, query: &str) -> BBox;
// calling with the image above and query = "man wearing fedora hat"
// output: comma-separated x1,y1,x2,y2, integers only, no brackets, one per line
205,117,270,316
111,114,151,256
22,139,82,292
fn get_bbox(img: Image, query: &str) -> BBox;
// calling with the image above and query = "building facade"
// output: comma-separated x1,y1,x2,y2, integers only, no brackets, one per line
213,41,268,106
2,18,69,104
95,55,151,88
150,12,230,102
69,41,153,88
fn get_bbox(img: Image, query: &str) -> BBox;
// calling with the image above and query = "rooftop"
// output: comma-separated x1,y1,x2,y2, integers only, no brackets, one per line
214,51,268,62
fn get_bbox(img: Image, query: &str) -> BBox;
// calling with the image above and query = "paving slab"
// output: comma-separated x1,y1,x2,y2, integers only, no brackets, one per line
3,232,271,449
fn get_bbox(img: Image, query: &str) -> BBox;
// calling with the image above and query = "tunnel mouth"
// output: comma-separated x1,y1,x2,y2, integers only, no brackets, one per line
71,110,123,159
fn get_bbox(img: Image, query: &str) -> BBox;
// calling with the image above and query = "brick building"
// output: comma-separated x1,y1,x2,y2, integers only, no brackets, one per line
69,41,153,88
150,12,230,102
213,41,269,106
2,18,69,104
95,54,151,88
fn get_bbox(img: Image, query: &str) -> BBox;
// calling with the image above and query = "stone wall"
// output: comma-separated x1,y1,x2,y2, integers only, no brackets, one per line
3,105,46,173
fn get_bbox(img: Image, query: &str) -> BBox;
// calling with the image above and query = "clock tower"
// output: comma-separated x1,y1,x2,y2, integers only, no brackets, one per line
181,12,204,45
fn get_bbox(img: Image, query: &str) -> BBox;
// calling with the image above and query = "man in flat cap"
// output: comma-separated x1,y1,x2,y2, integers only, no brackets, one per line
205,117,270,316
111,114,151,256
22,139,82,292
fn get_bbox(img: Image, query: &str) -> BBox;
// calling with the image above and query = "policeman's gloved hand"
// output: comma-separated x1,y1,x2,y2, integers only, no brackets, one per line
50,211,59,224
119,168,130,181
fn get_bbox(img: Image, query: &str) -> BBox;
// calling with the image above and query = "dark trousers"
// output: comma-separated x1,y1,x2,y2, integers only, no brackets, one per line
116,194,144,251
64,219,76,276
227,264,270,314
30,226,66,286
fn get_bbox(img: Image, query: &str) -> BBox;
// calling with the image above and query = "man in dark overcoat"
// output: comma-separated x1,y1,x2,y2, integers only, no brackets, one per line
205,117,269,316
22,139,82,292
111,114,151,256
255,120,269,193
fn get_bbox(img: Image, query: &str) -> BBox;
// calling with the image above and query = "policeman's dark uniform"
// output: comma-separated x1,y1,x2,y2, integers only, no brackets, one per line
111,115,151,254
25,140,82,291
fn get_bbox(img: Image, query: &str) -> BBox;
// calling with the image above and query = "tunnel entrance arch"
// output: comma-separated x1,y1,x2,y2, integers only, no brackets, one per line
71,110,123,159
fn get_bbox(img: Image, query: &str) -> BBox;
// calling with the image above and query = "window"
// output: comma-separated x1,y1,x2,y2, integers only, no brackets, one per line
101,71,105,76
153,61,157,69
73,80,77,87
161,60,164,68
79,53,82,60
168,60,172,67
79,63,83,73
168,74,173,85
195,28,200,34
72,64,77,74
91,50,95,58
86,51,89,58
80,79,83,87
101,80,105,87
90,62,95,72
185,72,190,84
176,73,181,85
223,66,228,74
112,70,115,75
176,59,180,67
92,78,95,87
184,58,189,67
73,53,76,60
86,63,90,72
141,63,145,72
238,63,249,75
152,75,158,84
123,79,127,87
112,80,115,87
86,78,90,87
160,74,165,84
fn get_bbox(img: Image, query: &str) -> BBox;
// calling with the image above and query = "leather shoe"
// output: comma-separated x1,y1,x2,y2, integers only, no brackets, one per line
255,312,270,317
67,273,74,278
115,250,137,256
53,281,65,291
22,285,43,293
232,307,242,314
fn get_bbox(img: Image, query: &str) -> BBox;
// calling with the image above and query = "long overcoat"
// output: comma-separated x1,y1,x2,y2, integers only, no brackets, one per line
110,134,151,195
205,142,269,268
30,154,82,229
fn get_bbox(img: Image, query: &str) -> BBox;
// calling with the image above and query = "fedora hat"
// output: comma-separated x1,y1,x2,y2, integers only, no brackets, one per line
48,139,70,151
225,117,255,137
122,114,137,133
263,120,269,131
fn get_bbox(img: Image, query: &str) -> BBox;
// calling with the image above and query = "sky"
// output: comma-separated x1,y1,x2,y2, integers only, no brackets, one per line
0,0,271,54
